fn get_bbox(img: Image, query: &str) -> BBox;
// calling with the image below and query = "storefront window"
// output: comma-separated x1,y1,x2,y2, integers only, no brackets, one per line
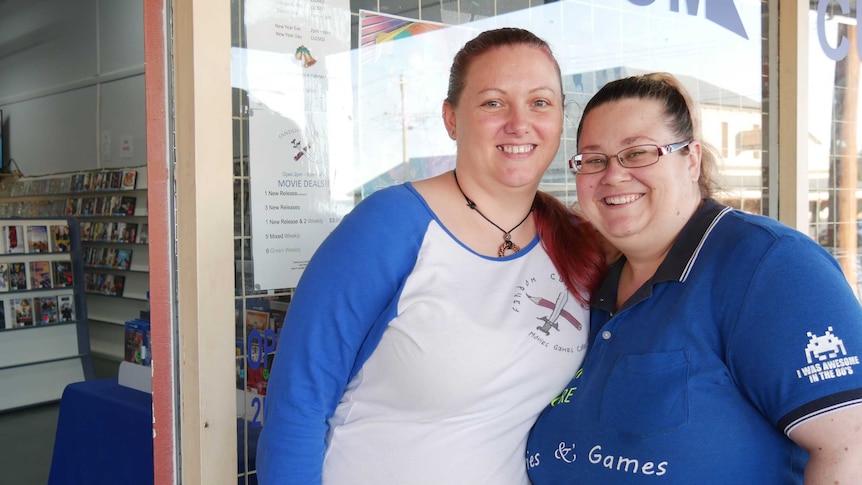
231,0,767,481
808,2,862,297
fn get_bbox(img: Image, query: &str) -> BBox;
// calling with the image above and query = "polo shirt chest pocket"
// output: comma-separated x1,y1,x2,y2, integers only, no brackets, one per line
599,350,689,438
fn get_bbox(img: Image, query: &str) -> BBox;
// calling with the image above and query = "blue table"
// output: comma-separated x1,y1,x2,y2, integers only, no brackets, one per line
48,378,262,484
48,378,153,485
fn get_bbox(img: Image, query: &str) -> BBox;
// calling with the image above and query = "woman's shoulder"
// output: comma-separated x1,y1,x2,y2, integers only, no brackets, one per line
361,182,419,204
721,208,815,245
324,183,436,251
712,206,837,270
352,182,432,220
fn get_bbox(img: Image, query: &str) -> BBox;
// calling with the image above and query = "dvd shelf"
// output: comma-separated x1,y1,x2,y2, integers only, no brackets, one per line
0,166,148,361
0,216,93,410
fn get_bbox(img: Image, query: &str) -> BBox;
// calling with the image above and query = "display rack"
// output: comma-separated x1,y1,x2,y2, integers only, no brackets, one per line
0,166,148,361
0,216,93,410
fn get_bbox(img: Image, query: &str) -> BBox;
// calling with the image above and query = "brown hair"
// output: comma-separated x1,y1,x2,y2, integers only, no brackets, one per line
445,27,562,108
576,72,719,198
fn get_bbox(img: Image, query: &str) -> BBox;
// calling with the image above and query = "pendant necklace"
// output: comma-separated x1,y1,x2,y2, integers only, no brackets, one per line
453,170,535,257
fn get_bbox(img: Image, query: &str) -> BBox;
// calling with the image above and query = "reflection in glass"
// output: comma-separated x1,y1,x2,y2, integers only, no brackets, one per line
231,0,769,480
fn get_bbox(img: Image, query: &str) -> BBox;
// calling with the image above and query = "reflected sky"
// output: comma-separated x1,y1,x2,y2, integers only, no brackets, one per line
235,0,764,199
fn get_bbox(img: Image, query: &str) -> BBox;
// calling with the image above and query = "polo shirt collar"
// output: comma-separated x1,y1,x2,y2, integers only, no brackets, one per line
592,198,731,314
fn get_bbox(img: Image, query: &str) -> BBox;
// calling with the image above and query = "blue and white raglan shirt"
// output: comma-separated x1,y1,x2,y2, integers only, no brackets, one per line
256,183,590,485
526,198,862,484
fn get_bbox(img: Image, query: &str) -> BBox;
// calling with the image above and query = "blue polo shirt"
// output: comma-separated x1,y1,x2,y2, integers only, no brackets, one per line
526,199,862,484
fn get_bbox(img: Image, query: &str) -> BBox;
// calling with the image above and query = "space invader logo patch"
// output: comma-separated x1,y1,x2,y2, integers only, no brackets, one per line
795,326,860,383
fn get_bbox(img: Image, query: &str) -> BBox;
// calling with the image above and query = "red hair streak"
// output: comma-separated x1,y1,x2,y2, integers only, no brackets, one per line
534,191,608,306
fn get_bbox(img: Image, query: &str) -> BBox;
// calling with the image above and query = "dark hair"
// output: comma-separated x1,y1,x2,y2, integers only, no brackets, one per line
576,72,719,198
445,27,562,108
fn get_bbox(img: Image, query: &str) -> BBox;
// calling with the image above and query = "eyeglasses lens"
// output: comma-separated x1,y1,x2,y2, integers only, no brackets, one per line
620,145,659,168
573,145,662,175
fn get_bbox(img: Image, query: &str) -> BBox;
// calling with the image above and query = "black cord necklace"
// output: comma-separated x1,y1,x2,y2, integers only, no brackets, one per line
453,170,535,257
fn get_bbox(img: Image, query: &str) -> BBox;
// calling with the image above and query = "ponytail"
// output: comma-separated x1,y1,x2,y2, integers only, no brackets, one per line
534,191,608,306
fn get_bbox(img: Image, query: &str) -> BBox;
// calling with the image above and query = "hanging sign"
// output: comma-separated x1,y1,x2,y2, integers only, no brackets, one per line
243,0,353,290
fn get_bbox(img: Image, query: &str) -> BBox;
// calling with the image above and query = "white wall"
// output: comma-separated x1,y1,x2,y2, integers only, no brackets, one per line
0,0,146,174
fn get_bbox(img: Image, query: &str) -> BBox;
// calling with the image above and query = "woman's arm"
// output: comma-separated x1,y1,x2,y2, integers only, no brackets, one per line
791,405,862,484
255,185,429,484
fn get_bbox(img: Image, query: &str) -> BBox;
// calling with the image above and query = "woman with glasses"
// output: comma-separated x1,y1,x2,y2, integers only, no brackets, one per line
526,72,862,483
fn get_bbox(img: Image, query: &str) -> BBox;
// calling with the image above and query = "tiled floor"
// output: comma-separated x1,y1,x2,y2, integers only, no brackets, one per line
0,402,59,484
0,356,120,485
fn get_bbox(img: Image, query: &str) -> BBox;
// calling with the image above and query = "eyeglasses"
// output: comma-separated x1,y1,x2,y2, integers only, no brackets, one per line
569,140,693,175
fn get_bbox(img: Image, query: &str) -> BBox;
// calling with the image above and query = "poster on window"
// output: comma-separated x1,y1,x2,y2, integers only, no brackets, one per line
242,0,353,290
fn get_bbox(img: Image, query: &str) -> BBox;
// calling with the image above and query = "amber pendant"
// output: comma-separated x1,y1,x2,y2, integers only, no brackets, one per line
498,234,521,257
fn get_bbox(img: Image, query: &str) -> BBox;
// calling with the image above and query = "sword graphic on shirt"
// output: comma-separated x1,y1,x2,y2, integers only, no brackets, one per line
529,291,583,333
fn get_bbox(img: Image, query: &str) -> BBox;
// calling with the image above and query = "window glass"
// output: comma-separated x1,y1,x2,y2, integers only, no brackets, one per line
808,3,862,298
231,1,767,482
